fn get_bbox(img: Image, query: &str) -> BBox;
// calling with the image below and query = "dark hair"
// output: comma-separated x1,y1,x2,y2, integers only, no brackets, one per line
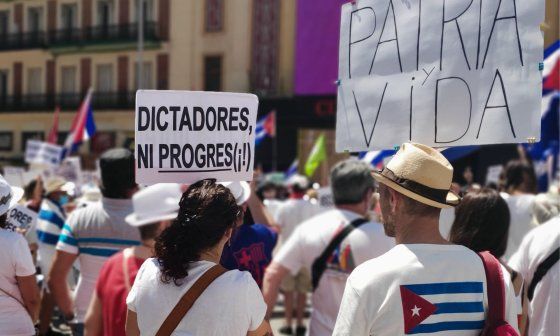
503,160,537,194
24,179,38,200
139,222,160,241
99,148,136,199
0,213,6,229
155,179,239,285
449,188,510,258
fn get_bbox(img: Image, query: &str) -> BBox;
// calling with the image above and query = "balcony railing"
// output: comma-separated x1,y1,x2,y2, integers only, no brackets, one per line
0,22,160,51
0,92,135,112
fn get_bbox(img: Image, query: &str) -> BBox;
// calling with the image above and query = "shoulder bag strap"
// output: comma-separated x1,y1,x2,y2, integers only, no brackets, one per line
527,247,559,301
477,251,506,327
0,286,25,307
155,264,228,336
311,218,368,290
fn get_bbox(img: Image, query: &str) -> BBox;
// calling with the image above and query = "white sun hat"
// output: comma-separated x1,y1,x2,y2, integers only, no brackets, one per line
219,181,251,205
125,183,182,227
0,175,24,216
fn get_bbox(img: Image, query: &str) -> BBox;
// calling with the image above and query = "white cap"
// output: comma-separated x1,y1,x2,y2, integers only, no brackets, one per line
0,175,24,216
219,181,251,205
125,183,182,227
286,174,309,189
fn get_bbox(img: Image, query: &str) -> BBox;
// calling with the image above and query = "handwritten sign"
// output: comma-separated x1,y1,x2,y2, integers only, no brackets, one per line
2,166,25,187
135,90,258,184
25,140,63,166
336,0,544,151
5,205,37,232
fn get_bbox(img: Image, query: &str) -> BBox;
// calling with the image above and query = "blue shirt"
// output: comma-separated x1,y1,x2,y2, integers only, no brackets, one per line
221,223,277,287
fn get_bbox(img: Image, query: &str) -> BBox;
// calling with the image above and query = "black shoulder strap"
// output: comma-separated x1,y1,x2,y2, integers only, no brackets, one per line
527,247,559,301
311,218,368,291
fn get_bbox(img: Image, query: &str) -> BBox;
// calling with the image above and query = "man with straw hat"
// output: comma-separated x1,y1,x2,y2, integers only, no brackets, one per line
333,143,519,335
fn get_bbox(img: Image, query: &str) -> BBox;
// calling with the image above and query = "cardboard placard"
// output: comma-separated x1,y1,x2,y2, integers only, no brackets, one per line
486,164,503,185
5,205,37,232
336,0,544,151
25,140,63,166
135,90,259,184
2,166,25,187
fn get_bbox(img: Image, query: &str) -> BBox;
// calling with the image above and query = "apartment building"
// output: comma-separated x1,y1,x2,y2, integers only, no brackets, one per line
0,0,295,165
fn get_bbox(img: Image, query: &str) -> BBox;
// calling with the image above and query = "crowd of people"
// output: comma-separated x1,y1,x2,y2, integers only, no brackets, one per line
0,142,558,336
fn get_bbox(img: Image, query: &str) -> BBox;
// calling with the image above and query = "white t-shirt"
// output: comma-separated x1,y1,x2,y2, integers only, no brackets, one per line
126,259,267,336
274,209,395,336
275,198,322,247
0,229,36,336
56,198,139,322
501,193,538,260
333,244,519,336
509,216,560,336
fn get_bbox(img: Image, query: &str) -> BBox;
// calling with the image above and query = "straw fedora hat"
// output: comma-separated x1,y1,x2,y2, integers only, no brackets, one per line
44,176,68,195
371,143,461,208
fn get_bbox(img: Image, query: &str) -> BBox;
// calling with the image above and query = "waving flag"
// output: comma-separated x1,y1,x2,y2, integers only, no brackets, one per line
47,106,60,144
64,89,96,154
526,40,560,191
285,159,299,179
400,282,484,334
255,111,276,146
304,133,327,177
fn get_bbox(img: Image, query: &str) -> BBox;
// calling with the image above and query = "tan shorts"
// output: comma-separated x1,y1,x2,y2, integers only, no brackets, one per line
281,268,312,293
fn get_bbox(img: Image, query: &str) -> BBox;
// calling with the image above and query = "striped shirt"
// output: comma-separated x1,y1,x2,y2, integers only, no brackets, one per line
36,198,66,246
57,197,140,322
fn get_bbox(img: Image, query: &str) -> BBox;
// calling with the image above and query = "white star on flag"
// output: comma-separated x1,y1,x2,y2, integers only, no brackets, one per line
411,305,421,317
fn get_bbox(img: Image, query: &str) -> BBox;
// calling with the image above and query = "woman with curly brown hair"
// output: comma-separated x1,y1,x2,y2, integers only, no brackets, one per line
125,179,271,336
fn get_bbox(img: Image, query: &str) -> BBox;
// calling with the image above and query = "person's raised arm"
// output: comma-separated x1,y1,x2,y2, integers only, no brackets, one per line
247,180,277,228
16,274,40,322
84,293,103,336
262,261,290,319
48,250,78,321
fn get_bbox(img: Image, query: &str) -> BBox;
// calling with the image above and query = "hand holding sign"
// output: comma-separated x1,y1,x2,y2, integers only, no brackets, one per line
135,90,259,184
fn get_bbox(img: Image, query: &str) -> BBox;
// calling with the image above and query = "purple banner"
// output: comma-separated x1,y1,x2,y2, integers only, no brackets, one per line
295,0,347,95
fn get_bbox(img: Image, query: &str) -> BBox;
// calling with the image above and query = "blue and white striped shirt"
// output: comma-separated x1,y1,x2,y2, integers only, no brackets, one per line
36,198,66,246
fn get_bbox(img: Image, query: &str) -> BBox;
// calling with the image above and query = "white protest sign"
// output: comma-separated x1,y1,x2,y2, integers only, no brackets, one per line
485,164,503,184
5,205,37,232
135,90,258,184
25,140,63,166
56,157,82,185
2,166,25,187
336,0,544,152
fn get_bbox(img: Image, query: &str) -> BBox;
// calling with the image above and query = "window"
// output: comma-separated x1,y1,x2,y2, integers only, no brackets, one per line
96,64,113,92
27,68,43,94
0,11,9,38
61,4,77,31
0,70,8,100
135,0,153,23
134,61,153,89
205,0,223,32
0,132,13,151
97,0,114,28
21,132,44,152
28,7,42,33
61,66,77,93
204,56,222,91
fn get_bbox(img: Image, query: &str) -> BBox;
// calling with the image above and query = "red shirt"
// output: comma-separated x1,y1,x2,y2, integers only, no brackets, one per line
96,251,145,336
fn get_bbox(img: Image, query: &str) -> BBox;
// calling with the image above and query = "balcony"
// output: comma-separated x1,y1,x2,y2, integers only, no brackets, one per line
0,22,160,51
0,92,135,112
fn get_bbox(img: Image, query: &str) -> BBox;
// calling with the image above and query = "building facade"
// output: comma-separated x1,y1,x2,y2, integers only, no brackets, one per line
0,0,296,166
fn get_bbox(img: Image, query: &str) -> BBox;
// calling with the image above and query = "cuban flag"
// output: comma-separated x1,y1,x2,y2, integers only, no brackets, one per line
255,111,276,146
400,282,485,334
360,146,482,169
64,89,96,155
525,40,559,191
285,159,299,179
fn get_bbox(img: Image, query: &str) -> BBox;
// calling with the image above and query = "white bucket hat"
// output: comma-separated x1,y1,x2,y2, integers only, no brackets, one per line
125,183,182,227
0,175,24,216
219,181,251,205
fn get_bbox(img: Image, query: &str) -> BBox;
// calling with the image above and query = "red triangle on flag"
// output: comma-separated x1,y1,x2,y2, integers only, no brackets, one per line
543,59,559,91
400,286,437,333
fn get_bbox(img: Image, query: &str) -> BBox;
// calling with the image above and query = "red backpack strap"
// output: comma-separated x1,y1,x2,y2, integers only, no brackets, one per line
477,251,506,326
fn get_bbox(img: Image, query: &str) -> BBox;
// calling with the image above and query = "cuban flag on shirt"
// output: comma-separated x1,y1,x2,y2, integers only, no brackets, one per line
400,281,485,334
255,111,276,146
64,89,96,155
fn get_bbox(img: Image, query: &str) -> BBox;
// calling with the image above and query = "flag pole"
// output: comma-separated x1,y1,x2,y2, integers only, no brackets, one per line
272,111,277,171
